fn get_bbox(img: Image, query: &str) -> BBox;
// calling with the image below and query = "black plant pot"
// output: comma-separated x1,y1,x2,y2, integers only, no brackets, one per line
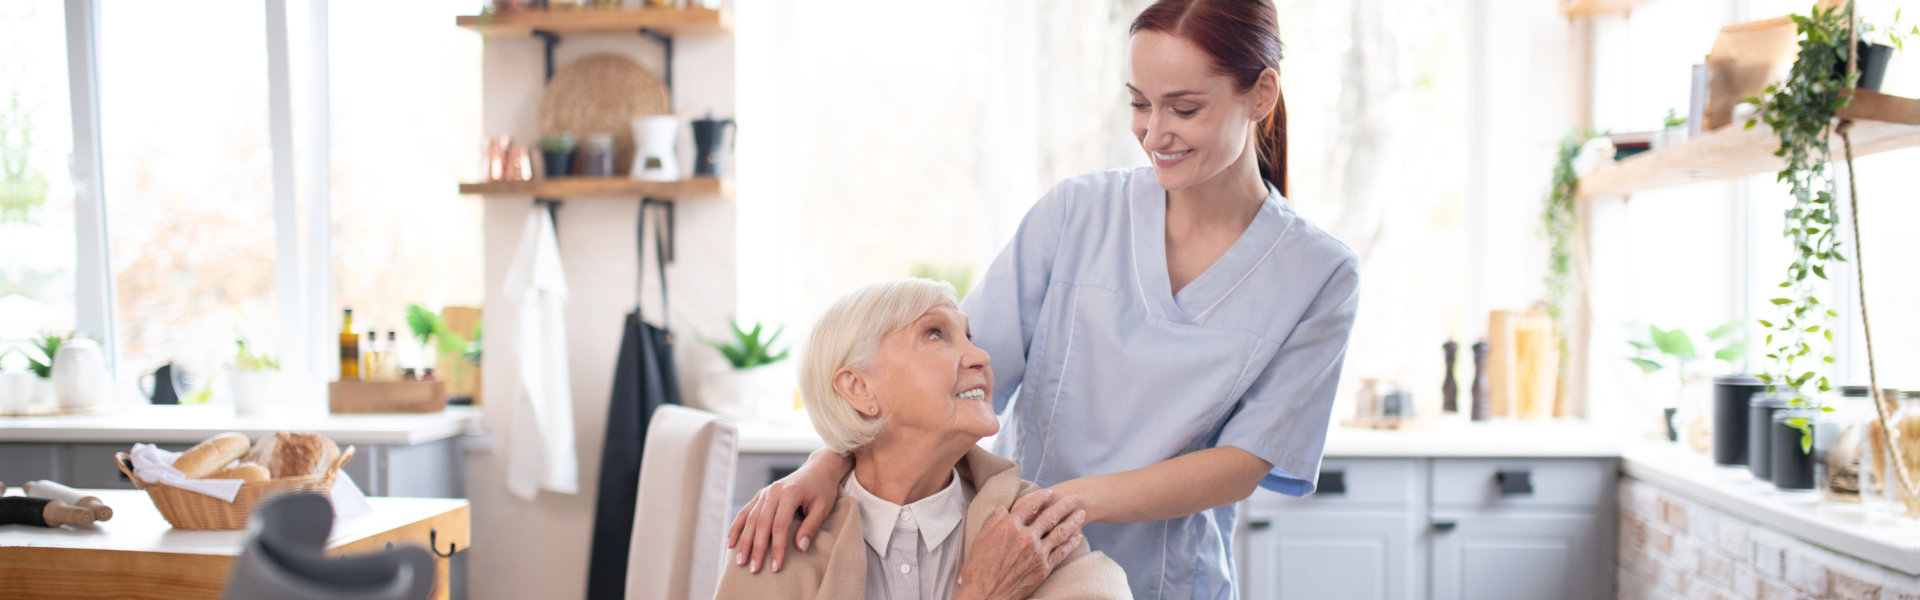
1748,396,1790,480
1770,410,1818,491
1714,376,1766,466
542,150,575,178
1832,41,1894,92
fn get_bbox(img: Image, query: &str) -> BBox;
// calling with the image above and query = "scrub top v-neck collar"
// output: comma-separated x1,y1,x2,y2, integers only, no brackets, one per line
1129,173,1295,325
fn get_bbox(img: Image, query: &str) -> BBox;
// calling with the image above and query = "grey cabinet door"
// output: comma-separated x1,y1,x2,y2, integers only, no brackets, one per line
1242,510,1415,600
1429,511,1603,600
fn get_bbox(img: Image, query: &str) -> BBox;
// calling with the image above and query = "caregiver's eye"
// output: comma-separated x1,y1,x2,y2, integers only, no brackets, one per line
1172,107,1198,117
1130,101,1148,111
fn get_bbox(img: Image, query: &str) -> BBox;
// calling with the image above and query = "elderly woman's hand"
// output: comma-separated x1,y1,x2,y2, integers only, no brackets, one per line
954,491,1089,600
727,448,851,573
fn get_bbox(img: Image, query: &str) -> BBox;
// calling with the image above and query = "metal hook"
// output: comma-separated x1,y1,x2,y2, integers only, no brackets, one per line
428,527,458,558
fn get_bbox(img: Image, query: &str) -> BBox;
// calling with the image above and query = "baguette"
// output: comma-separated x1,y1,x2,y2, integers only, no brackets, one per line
207,463,270,483
172,433,251,479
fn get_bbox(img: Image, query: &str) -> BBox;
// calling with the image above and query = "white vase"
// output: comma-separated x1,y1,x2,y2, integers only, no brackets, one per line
53,338,108,410
33,378,56,409
228,369,280,417
697,361,796,423
0,372,35,414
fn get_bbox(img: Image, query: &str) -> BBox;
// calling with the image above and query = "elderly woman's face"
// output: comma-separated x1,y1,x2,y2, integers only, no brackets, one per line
865,303,999,443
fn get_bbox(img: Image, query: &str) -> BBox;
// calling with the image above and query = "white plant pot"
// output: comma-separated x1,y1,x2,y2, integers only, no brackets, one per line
33,378,56,409
0,373,37,414
228,369,281,417
697,361,796,423
53,338,108,410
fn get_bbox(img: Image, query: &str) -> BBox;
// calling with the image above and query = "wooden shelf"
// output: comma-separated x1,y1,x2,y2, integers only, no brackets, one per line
455,7,730,37
459,176,733,199
1559,0,1658,17
1576,90,1920,199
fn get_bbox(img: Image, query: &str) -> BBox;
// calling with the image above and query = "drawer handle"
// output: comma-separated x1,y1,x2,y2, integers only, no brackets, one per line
1249,519,1272,531
1495,470,1533,495
1432,520,1457,533
1316,470,1347,495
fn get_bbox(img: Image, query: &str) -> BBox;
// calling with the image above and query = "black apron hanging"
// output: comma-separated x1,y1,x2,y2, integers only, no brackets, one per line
585,199,683,599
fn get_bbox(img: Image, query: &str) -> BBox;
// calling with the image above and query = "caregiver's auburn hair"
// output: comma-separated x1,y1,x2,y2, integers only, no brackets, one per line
1131,0,1289,198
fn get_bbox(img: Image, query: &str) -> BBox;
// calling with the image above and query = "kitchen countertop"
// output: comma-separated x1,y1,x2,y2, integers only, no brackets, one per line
735,416,1623,457
1620,441,1920,576
0,404,482,446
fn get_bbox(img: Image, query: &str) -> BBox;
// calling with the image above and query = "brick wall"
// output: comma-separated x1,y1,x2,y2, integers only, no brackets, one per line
1617,477,1920,600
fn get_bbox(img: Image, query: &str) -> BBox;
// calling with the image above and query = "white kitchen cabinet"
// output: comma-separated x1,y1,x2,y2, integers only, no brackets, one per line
1240,457,1616,600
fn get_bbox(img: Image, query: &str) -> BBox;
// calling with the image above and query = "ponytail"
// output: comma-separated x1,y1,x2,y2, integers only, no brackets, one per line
1257,86,1287,197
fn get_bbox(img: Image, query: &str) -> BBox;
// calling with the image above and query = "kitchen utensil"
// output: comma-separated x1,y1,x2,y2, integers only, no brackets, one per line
630,116,680,181
690,114,735,177
539,54,670,177
1470,340,1490,421
24,480,114,521
52,338,107,410
487,136,513,181
1441,339,1459,413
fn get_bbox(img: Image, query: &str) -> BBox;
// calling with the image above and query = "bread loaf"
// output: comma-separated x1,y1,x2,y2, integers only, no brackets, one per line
172,433,251,479
208,463,270,483
248,432,342,478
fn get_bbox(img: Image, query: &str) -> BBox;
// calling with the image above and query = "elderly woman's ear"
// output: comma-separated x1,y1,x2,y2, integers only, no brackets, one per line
831,367,879,417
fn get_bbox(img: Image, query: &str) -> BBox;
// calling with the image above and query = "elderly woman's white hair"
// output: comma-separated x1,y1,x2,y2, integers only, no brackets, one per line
800,278,960,453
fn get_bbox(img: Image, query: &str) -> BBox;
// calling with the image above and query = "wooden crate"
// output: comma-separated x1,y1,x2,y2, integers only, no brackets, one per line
328,380,447,414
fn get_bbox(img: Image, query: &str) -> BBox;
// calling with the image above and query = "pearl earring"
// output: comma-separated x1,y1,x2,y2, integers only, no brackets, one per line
868,406,878,415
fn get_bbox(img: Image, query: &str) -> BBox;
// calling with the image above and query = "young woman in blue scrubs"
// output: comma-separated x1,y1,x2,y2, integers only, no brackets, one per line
728,1,1359,598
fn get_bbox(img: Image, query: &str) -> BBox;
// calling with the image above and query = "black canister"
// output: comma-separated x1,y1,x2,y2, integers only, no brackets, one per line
1770,409,1819,491
1748,394,1791,480
1713,377,1766,465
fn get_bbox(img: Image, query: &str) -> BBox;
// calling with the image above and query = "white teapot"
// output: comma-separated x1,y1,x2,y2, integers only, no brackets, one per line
53,338,108,410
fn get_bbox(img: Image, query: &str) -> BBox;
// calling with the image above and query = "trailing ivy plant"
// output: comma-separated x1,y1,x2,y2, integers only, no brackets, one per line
1745,5,1856,414
1542,131,1592,336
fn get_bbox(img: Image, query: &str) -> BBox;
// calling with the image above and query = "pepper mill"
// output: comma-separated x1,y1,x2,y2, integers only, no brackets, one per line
1470,340,1491,421
1442,339,1460,413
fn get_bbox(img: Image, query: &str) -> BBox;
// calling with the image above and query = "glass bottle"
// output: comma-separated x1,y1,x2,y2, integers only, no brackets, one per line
1861,389,1899,516
338,308,360,381
386,331,402,381
1893,392,1920,519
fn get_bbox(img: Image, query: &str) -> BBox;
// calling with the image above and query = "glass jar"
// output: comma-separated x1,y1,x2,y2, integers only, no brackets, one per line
1820,386,1874,505
1860,389,1900,516
1772,408,1820,492
1893,392,1920,519
580,133,616,177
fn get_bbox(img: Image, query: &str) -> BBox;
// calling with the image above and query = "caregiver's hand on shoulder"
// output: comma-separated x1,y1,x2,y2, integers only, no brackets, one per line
726,449,850,573
954,499,1087,600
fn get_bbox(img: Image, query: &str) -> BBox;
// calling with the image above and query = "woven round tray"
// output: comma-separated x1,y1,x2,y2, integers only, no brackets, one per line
114,446,355,530
538,54,671,178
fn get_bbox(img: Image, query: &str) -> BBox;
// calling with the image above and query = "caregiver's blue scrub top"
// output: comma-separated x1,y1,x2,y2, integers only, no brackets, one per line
960,167,1360,600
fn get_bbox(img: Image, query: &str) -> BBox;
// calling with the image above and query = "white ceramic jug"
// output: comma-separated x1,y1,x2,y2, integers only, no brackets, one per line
630,115,680,181
53,338,108,410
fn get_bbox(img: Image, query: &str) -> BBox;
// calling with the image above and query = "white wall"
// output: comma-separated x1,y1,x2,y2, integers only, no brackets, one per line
468,12,737,599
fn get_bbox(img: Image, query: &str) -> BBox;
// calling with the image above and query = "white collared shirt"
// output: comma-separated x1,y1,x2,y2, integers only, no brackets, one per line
843,468,974,600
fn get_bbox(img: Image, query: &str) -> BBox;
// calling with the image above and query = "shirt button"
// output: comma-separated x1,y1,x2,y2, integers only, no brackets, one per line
900,511,911,522
899,563,912,574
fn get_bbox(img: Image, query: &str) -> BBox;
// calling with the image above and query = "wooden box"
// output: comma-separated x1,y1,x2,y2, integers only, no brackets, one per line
328,380,448,414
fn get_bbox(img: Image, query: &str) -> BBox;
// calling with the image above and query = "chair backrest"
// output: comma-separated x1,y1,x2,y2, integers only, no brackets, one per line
223,493,436,600
625,405,738,600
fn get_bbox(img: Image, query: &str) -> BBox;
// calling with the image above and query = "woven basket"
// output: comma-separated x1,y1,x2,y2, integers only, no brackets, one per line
114,446,355,531
537,54,671,177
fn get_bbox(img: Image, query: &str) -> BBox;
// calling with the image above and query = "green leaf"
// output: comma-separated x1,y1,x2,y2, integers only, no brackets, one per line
1812,264,1826,279
1715,343,1747,363
1804,325,1820,333
1705,322,1741,341
1628,357,1666,374
1653,327,1698,359
1771,298,1793,305
1757,374,1773,383
1758,320,1774,328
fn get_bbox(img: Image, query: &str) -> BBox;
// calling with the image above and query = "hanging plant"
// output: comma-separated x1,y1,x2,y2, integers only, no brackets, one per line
1745,4,1855,411
1542,131,1591,332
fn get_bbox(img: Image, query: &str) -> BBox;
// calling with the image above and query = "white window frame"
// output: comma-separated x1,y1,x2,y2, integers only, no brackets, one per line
63,0,334,391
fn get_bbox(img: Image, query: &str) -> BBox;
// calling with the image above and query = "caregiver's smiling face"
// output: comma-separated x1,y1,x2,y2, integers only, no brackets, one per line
861,303,998,445
1128,30,1263,192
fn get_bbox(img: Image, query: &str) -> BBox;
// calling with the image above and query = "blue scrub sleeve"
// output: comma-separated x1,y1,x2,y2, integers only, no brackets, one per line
1216,257,1361,496
960,181,1073,415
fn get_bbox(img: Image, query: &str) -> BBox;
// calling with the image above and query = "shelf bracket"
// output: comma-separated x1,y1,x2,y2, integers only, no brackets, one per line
639,28,674,110
532,29,561,83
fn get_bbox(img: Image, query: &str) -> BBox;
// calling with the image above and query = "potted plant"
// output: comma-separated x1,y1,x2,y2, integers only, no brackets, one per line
25,333,66,410
699,320,793,423
1652,109,1689,149
1849,9,1913,91
537,133,578,178
226,338,281,416
1624,322,1745,446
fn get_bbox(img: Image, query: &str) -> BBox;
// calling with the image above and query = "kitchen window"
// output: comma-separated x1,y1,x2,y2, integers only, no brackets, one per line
0,1,77,342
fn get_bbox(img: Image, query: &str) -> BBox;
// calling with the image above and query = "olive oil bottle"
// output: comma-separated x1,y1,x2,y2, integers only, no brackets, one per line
339,308,361,380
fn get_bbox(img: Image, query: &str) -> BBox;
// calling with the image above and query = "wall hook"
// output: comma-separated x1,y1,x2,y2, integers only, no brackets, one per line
429,527,458,558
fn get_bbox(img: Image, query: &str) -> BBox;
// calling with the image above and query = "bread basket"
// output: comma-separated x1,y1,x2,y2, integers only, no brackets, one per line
113,446,355,530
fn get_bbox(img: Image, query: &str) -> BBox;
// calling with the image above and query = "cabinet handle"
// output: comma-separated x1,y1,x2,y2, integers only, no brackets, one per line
1495,470,1534,495
1316,470,1347,495
1431,520,1457,533
1249,519,1272,531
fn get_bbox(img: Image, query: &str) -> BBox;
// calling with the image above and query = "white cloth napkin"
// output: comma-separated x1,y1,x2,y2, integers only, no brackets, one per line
129,443,246,502
129,443,374,516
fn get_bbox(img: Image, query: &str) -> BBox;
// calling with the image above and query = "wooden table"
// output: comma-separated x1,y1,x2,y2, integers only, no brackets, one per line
0,489,470,599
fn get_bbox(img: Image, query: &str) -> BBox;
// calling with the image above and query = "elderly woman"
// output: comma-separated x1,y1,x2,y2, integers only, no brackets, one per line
716,279,1130,600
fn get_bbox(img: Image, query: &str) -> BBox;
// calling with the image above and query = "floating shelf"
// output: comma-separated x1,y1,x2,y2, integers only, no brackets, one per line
1576,89,1920,199
1559,0,1659,18
454,7,731,37
458,176,733,199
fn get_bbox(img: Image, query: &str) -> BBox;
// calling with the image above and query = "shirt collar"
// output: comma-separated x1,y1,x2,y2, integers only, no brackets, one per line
843,468,971,557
